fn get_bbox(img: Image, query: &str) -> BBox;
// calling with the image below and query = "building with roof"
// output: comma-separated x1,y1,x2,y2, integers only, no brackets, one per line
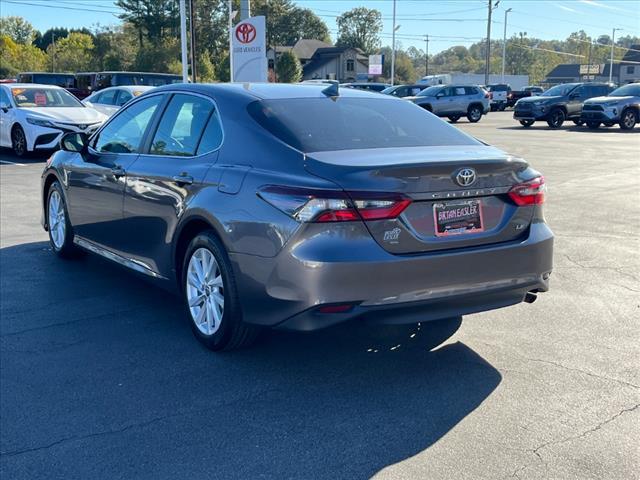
267,39,369,82
543,45,640,86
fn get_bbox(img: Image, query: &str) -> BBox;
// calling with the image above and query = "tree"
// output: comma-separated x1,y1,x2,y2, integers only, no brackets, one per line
115,0,178,47
47,32,94,72
198,51,215,82
0,16,36,44
92,24,138,71
276,50,302,83
335,7,382,54
134,36,180,73
0,34,47,77
35,28,69,51
252,0,330,46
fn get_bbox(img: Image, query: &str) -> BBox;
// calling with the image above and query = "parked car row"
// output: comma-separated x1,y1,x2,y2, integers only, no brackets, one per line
15,71,182,99
514,82,639,130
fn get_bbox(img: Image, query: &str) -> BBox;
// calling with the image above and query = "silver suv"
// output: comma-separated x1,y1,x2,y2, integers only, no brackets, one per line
406,84,490,123
580,82,640,130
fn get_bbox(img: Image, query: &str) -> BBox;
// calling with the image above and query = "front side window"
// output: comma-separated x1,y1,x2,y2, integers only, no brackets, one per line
94,95,163,154
116,90,133,106
98,89,118,105
0,88,11,106
150,94,215,156
417,86,442,97
11,87,82,107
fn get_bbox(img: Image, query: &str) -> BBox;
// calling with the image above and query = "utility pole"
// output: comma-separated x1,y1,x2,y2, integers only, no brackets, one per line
610,28,622,84
586,40,592,83
179,0,188,82
425,35,429,77
240,0,250,20
391,0,397,86
501,8,511,83
485,0,500,85
189,0,197,83
50,32,55,72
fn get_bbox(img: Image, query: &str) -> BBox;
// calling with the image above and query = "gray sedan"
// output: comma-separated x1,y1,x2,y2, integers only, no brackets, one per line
41,83,553,351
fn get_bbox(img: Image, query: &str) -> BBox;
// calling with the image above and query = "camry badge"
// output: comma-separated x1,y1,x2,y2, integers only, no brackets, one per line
455,168,477,187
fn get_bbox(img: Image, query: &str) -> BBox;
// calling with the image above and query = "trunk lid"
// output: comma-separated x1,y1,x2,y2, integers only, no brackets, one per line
305,145,536,254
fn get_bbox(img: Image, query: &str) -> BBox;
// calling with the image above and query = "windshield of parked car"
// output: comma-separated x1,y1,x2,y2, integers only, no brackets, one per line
248,97,481,153
609,83,640,97
417,86,442,97
541,84,578,97
11,87,83,107
381,86,398,95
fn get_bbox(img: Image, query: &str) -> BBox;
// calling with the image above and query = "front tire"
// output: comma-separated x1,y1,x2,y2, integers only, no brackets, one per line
620,109,637,130
586,121,601,129
11,125,28,157
467,105,483,123
519,120,535,128
47,181,78,258
546,108,565,129
573,119,584,126
183,231,259,351
448,115,460,123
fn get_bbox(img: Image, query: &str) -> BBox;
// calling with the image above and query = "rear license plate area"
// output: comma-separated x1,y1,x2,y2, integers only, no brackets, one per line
433,199,484,237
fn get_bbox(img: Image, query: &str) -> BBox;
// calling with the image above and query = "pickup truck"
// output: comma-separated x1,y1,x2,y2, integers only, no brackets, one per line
506,87,545,108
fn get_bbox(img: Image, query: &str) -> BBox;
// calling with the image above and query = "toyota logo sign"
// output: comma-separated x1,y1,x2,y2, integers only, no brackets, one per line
235,23,257,44
454,168,477,187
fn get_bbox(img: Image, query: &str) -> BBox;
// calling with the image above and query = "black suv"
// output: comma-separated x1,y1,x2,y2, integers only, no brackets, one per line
513,82,615,128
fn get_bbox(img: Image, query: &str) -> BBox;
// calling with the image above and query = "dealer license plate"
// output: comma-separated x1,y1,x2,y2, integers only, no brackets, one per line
433,200,484,237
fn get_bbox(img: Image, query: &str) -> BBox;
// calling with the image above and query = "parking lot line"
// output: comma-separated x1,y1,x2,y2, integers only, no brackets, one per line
0,160,27,166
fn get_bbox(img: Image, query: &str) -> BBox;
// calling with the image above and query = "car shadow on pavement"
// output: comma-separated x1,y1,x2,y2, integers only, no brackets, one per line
1,241,501,479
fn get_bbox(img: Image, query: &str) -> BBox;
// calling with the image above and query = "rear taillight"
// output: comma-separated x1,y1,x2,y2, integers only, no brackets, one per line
508,176,546,206
258,186,411,223
487,92,493,99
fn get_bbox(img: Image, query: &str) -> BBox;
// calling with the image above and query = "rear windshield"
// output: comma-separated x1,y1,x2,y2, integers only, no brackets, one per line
488,84,509,91
247,97,480,153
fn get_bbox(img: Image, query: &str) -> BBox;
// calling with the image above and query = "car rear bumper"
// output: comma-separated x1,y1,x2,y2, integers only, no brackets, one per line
230,221,554,331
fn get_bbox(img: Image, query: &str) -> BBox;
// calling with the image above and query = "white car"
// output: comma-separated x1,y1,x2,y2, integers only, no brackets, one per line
83,85,155,117
0,84,107,157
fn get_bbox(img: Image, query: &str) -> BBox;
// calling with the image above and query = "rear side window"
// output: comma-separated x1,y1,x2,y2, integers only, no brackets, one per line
150,94,214,156
98,89,118,105
248,97,480,153
116,90,133,106
454,87,466,96
196,111,223,155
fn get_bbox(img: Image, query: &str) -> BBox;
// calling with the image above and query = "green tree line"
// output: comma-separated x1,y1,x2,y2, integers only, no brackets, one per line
1,3,638,84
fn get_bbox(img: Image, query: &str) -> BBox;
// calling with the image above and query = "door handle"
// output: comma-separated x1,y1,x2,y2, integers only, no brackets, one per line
172,173,194,185
111,165,125,177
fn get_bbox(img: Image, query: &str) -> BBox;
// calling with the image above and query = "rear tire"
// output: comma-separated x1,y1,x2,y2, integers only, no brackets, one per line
546,108,565,129
519,120,534,128
448,115,460,123
182,231,260,351
586,121,601,129
573,119,584,126
467,105,483,123
11,124,28,157
620,108,637,130
46,181,79,258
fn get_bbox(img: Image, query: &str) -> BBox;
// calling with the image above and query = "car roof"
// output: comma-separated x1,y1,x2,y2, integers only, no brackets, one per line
97,85,155,92
150,82,398,101
2,83,64,89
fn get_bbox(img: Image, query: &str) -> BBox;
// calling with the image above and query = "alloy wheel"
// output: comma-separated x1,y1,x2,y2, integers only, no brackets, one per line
468,107,482,122
48,190,66,249
622,110,636,130
186,247,225,335
12,127,26,157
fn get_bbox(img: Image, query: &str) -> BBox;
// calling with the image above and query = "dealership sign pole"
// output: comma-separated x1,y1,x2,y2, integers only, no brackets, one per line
231,16,267,83
179,0,188,82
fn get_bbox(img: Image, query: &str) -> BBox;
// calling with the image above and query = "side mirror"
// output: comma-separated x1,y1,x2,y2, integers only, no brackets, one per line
60,132,88,154
0,102,10,113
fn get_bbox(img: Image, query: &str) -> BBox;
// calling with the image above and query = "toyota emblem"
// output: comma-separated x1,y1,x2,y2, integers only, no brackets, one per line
235,23,257,44
455,168,477,187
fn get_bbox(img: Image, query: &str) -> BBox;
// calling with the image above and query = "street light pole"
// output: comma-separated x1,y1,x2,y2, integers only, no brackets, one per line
179,0,188,82
485,0,500,85
610,28,622,84
501,8,511,83
189,0,197,83
425,35,429,77
391,0,397,86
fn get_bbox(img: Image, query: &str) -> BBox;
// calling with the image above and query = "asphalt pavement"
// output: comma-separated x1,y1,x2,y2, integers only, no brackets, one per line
1,111,638,479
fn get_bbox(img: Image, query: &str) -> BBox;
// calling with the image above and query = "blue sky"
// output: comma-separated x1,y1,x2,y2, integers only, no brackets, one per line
2,0,639,54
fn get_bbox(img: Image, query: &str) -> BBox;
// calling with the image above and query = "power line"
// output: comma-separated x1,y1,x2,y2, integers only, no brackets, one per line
3,0,119,14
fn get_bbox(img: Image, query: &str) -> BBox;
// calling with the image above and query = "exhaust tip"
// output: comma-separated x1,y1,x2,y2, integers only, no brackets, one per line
524,292,537,304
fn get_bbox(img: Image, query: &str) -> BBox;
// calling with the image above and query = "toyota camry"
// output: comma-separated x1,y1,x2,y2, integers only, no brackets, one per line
41,83,553,351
